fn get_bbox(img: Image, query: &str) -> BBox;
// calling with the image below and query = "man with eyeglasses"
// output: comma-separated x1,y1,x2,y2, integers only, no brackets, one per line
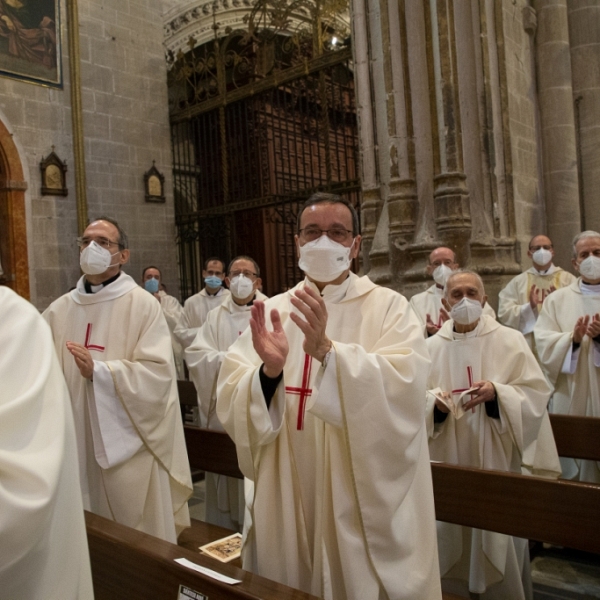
534,231,600,483
185,255,267,531
498,235,575,354
42,217,193,543
216,193,442,599
174,257,231,350
410,246,496,337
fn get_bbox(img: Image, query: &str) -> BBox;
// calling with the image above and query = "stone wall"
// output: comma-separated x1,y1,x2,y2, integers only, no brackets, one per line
0,0,179,309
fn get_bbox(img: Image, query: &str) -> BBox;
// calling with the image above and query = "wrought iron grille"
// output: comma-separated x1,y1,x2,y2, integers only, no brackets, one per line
169,26,359,299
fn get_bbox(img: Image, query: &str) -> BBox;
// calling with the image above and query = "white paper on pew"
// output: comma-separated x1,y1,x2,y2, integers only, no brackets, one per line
174,558,242,585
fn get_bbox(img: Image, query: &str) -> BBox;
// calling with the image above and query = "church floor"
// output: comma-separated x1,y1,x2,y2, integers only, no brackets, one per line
187,480,600,598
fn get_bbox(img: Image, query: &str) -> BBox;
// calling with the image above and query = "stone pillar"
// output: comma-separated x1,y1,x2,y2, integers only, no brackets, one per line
567,0,600,233
533,0,581,268
425,0,472,265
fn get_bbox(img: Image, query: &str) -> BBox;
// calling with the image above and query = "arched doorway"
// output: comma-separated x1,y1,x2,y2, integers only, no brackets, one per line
0,118,30,299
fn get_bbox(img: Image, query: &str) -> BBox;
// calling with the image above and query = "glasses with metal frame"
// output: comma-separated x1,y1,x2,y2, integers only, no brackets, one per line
76,236,121,250
229,270,258,279
298,227,354,243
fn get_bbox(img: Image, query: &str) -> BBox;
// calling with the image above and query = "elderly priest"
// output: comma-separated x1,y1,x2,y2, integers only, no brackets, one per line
1,286,94,599
426,270,560,600
186,255,268,531
43,216,193,543
534,230,600,483
217,193,442,600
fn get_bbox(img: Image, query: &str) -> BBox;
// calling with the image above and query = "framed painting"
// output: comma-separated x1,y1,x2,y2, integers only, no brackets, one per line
0,0,62,88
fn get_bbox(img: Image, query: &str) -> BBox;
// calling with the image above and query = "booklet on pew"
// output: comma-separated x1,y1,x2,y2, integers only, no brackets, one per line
199,532,243,563
427,387,478,420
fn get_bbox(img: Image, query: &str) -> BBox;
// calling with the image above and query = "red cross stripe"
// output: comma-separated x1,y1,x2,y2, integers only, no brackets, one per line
84,323,105,352
285,353,313,430
451,366,475,397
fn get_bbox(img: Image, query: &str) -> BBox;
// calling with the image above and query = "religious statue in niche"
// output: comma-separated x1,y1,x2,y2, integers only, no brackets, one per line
144,161,165,203
40,147,67,196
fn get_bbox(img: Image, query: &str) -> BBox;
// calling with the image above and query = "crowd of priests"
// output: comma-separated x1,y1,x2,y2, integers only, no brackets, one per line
2,198,599,600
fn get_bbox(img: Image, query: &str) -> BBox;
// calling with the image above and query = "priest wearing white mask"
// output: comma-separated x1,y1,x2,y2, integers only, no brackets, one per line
410,246,495,337
534,230,600,483
185,255,267,531
217,193,442,600
498,235,575,351
174,257,230,349
1,287,94,600
42,216,193,543
426,270,560,600
142,265,185,379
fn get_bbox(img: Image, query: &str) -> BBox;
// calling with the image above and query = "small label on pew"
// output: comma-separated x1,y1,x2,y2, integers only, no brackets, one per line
178,585,208,600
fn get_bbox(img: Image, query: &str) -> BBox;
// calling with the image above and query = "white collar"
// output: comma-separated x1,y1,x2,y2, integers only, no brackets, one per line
580,280,600,295
528,264,557,276
452,318,484,341
305,273,353,303
71,272,138,305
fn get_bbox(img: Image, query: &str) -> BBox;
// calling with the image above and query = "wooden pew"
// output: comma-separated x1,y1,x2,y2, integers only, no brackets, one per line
86,511,319,600
183,426,600,555
548,414,600,461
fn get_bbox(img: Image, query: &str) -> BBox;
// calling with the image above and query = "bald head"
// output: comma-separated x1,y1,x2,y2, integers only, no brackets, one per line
528,235,554,270
444,270,485,301
426,247,458,277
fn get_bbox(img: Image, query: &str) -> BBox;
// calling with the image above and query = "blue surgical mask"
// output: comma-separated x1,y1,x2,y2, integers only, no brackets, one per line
204,275,223,289
144,278,159,293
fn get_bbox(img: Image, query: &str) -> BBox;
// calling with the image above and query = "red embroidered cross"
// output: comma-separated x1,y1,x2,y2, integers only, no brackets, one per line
84,323,105,352
285,353,313,430
451,366,475,397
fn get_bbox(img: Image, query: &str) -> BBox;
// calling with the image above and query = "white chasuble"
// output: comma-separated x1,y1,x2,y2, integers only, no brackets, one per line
43,272,193,542
159,292,186,379
410,284,496,336
217,273,442,600
1,287,94,600
534,279,600,482
426,315,560,599
498,266,575,351
175,287,231,349
185,291,267,531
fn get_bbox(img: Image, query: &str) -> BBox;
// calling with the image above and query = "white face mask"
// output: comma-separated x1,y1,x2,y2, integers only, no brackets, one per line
298,235,354,282
578,255,600,281
433,264,453,287
532,248,553,267
449,297,483,325
229,274,255,299
80,241,119,275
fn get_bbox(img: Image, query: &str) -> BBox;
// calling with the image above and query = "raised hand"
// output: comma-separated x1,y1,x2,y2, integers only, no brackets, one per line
249,300,289,377
529,284,539,310
587,313,600,340
426,314,440,336
289,286,332,363
66,341,94,379
573,315,590,344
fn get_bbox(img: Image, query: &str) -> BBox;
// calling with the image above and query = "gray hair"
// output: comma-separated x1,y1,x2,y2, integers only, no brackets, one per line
572,231,600,258
444,269,485,299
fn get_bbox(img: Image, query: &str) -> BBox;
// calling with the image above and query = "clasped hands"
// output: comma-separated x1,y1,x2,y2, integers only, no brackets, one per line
250,286,332,378
434,381,496,414
573,313,600,344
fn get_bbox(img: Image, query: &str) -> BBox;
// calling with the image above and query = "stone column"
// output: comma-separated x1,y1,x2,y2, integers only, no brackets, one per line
533,0,580,268
567,0,600,233
425,0,472,265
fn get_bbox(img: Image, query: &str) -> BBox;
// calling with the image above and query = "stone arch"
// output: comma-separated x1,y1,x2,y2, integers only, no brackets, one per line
0,117,29,299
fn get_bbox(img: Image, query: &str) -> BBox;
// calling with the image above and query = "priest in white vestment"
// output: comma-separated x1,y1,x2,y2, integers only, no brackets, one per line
142,265,185,379
1,286,94,600
426,270,561,600
410,246,495,337
42,217,193,543
498,235,575,352
186,255,267,531
217,194,442,600
174,257,231,349
534,230,600,483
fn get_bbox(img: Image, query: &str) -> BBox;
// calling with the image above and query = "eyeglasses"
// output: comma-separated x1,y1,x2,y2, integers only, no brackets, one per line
530,245,552,251
299,227,354,243
229,270,258,279
76,236,121,250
